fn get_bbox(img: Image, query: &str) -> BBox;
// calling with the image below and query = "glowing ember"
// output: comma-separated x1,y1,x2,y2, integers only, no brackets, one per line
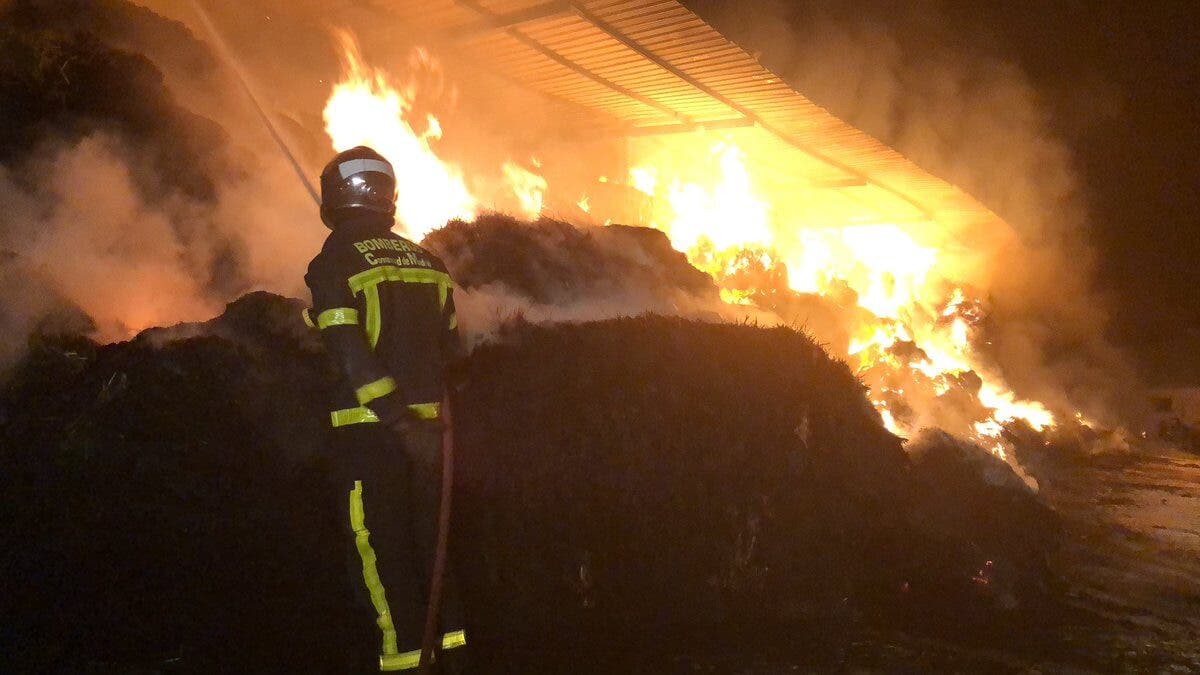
323,32,476,239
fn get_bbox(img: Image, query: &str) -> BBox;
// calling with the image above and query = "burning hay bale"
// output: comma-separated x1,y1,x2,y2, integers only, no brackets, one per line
0,292,1061,670
425,213,718,305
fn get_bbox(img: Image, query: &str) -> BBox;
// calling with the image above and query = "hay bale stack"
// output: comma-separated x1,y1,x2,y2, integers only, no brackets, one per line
0,294,1059,671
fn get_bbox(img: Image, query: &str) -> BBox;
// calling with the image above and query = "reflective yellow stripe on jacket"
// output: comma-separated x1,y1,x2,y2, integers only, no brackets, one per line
318,307,359,329
346,265,452,348
330,402,441,428
441,629,467,650
379,649,421,671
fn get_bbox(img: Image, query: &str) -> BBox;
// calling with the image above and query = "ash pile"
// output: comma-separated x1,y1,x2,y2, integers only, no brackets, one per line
1,244,1061,672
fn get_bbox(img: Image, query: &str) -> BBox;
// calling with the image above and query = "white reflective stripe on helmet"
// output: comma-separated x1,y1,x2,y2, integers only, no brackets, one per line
338,158,394,180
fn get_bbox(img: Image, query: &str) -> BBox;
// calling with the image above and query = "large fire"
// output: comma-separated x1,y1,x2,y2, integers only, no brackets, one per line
623,137,1056,461
501,161,548,220
322,39,1061,473
323,33,476,239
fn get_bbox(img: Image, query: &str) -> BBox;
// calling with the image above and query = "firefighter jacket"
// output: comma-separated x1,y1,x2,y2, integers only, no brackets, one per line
305,216,461,428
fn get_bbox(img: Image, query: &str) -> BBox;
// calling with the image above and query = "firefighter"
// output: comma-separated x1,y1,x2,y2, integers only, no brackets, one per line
305,146,467,672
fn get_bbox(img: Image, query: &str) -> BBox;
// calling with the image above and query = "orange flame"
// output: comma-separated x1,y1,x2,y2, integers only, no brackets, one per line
323,32,476,239
633,142,771,251
627,135,1057,461
321,40,1064,468
502,161,547,219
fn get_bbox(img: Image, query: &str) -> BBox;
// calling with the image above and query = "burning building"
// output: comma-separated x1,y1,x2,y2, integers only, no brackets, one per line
3,1,1200,671
5,0,1121,463
273,0,1074,471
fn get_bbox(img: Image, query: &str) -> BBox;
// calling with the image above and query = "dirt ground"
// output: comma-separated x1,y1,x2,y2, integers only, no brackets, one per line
452,449,1200,674
778,449,1200,673
1041,450,1200,671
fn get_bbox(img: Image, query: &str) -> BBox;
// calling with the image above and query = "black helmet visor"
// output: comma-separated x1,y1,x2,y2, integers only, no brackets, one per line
326,157,396,212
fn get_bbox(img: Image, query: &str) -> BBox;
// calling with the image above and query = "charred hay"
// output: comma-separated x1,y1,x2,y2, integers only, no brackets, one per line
0,292,1059,671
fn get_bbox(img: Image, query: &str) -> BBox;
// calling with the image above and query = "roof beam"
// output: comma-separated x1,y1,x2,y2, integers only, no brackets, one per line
446,1,574,40
451,0,690,125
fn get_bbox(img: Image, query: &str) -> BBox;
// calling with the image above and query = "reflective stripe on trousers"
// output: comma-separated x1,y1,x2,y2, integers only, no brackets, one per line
350,480,468,671
378,632,466,672
379,648,420,671
349,481,400,661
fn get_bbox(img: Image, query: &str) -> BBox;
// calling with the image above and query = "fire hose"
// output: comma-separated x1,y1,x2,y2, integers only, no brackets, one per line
191,4,458,669
419,391,457,673
188,0,320,206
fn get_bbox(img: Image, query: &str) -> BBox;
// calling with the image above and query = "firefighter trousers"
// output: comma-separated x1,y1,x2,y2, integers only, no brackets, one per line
334,422,466,672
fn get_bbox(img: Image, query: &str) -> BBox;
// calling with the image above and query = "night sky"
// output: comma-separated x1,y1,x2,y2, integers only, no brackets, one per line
692,1,1200,386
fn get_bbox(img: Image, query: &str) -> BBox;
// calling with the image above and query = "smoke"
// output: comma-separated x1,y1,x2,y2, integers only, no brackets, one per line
0,131,321,355
424,214,774,346
0,0,771,365
0,5,324,370
1,136,218,338
685,0,1137,424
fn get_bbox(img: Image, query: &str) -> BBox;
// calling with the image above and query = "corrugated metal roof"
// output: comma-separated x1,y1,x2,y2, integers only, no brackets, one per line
356,0,1004,234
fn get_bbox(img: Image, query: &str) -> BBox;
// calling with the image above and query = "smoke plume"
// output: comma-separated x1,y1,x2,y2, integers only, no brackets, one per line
0,1,323,369
423,214,776,346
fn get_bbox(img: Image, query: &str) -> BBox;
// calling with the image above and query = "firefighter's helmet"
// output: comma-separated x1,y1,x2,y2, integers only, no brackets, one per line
319,146,397,228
